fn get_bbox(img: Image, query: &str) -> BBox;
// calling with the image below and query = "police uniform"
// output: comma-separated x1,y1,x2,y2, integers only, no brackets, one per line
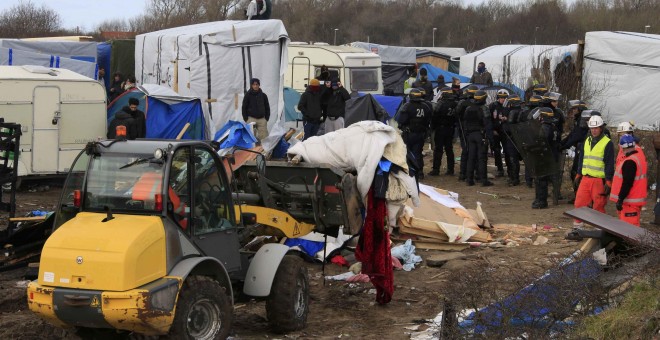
455,88,477,181
462,92,493,186
397,93,432,178
429,94,457,176
533,110,560,209
502,101,522,185
488,100,508,177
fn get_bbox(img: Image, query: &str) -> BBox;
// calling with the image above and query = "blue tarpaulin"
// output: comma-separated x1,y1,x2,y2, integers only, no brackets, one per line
358,93,404,118
283,87,302,122
97,42,112,91
214,120,257,149
419,63,470,87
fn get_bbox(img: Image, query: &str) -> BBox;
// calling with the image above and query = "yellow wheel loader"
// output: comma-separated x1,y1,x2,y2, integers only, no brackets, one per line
27,139,362,339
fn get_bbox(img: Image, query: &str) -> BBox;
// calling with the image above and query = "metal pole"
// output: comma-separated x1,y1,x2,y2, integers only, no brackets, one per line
433,28,437,47
334,29,338,45
645,25,651,33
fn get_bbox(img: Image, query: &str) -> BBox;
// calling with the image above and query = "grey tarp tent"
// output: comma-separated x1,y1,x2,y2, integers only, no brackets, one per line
351,42,416,95
344,94,389,127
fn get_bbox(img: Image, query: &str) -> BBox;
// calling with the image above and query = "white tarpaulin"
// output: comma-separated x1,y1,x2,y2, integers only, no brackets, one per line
135,20,289,137
583,31,660,128
0,39,97,62
459,44,577,89
0,47,97,79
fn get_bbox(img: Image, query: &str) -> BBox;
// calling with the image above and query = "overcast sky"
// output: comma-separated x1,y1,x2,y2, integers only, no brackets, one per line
0,0,511,30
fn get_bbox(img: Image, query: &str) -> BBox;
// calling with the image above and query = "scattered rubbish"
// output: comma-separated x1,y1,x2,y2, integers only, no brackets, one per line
349,262,362,274
391,239,422,271
533,236,549,246
592,248,607,265
15,280,30,288
325,272,355,281
347,274,371,283
368,289,377,295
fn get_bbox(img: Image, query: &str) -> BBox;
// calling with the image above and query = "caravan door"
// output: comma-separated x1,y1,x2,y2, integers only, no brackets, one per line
32,87,60,173
290,56,310,92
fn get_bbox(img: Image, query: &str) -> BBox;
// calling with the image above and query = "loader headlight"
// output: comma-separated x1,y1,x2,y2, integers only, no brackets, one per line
154,148,166,160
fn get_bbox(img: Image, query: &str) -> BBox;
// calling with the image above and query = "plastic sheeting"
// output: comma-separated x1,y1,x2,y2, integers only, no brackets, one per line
351,42,417,95
583,31,660,128
0,47,97,79
283,86,302,122
459,44,577,90
135,20,290,137
344,94,389,127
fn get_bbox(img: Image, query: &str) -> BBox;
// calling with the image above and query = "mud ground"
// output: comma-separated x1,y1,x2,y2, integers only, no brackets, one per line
0,148,657,339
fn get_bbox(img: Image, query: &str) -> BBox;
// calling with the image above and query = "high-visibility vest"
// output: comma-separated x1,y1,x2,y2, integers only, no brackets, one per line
610,151,647,206
616,144,643,164
132,172,188,228
581,135,610,178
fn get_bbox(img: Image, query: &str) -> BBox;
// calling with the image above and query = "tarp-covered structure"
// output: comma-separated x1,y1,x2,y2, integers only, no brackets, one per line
283,87,302,122
583,31,660,128
344,94,389,127
351,42,416,95
0,39,98,79
416,47,467,74
135,20,289,136
107,84,209,140
97,39,135,90
459,44,577,91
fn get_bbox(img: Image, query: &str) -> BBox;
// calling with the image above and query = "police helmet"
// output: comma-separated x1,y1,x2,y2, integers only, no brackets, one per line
464,85,479,98
409,88,424,100
619,134,635,148
543,92,561,103
616,121,634,134
528,95,543,107
440,87,455,99
579,110,592,128
505,94,522,107
568,99,587,110
588,115,605,128
473,90,488,104
496,89,510,99
533,83,548,94
538,107,554,118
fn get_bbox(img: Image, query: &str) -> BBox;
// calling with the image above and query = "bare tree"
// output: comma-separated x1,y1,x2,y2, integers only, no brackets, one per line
0,0,61,38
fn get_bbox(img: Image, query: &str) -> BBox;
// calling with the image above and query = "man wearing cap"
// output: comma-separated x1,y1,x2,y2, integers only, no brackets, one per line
470,62,493,86
573,115,615,227
242,78,271,141
298,78,325,140
610,135,647,226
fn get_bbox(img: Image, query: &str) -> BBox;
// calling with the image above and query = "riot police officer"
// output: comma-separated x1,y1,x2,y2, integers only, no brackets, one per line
456,85,479,181
462,90,494,186
429,87,457,176
542,92,565,142
561,100,590,196
521,94,544,187
489,89,510,177
502,94,523,186
533,107,560,209
532,83,548,96
397,88,432,179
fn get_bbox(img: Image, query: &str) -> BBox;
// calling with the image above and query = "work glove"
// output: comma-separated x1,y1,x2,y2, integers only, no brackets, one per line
616,200,623,211
573,174,582,191
602,180,612,196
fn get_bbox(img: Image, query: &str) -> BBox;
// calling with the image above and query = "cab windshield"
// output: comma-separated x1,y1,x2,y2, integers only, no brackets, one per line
84,153,165,212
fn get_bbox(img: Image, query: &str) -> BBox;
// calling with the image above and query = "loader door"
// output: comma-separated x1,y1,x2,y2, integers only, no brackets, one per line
32,86,61,173
190,147,241,273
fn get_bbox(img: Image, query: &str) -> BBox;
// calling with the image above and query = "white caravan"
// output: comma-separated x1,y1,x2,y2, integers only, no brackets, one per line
286,43,383,94
0,65,106,178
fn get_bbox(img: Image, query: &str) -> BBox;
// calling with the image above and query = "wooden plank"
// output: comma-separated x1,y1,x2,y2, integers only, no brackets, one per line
462,219,492,242
476,202,492,228
9,216,47,222
564,207,654,244
408,193,464,225
400,225,449,241
579,238,600,253
413,241,470,251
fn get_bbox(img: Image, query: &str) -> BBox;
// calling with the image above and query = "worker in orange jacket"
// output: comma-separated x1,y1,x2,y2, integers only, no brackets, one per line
610,135,647,226
132,172,188,229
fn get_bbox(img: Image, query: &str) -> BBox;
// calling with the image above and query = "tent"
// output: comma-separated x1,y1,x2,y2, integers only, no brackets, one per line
459,44,577,91
583,31,660,128
135,20,289,137
344,94,389,127
351,42,417,95
106,84,209,140
283,87,302,122
357,93,403,119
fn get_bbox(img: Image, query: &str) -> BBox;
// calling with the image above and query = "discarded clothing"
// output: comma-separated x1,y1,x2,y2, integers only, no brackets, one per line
325,272,356,281
330,255,350,267
214,120,257,149
284,238,325,258
346,273,371,283
391,239,422,271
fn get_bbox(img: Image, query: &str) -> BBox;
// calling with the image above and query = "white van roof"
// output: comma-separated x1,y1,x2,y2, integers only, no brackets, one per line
0,65,94,81
290,44,378,55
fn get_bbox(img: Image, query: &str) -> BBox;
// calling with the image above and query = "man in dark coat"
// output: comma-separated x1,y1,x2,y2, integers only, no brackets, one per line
123,97,146,138
412,68,434,101
242,78,271,141
298,78,325,140
470,62,493,86
107,110,137,140
321,78,350,133
554,53,577,102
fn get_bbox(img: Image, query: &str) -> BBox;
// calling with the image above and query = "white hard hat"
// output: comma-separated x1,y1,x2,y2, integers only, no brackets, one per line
588,115,604,128
616,121,634,133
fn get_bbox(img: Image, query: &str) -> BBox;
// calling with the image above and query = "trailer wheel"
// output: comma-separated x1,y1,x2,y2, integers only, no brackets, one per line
266,255,309,333
169,275,232,340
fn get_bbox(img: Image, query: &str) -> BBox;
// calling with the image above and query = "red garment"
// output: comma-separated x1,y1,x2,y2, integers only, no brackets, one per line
574,176,608,222
330,255,350,267
610,151,647,206
619,204,642,226
355,188,393,304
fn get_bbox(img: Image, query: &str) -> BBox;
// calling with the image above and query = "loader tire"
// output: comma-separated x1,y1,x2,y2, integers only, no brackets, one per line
169,275,232,340
266,255,309,333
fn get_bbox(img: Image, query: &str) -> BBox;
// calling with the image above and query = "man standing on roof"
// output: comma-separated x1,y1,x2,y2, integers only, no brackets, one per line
554,53,577,102
610,135,647,226
321,78,350,133
413,68,434,101
242,78,271,141
298,79,325,141
470,62,493,86
573,115,615,227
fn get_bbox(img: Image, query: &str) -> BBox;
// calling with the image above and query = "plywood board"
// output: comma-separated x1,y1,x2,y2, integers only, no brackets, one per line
409,193,464,225
400,224,449,241
564,207,653,244
413,241,470,251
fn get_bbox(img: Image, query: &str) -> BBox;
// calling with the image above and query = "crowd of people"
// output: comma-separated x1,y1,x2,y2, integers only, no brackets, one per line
396,62,648,227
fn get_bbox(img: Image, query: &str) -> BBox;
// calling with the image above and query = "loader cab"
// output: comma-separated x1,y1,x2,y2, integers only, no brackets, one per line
54,140,242,272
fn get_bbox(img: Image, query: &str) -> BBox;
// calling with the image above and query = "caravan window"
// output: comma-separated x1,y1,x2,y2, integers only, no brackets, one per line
350,68,379,91
314,67,339,81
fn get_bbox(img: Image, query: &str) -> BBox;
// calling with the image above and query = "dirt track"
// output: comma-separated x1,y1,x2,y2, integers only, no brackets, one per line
0,151,657,339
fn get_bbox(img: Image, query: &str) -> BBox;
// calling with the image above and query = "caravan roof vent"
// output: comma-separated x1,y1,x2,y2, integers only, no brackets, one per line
22,65,59,76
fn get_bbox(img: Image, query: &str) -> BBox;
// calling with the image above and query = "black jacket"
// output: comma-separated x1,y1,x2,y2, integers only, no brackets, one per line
412,79,434,101
397,100,432,133
322,87,350,118
107,111,137,140
242,89,271,121
108,81,123,102
122,106,146,138
431,99,457,129
298,87,325,122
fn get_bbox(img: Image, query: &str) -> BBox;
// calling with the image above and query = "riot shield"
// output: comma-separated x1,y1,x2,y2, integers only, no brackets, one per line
509,119,560,178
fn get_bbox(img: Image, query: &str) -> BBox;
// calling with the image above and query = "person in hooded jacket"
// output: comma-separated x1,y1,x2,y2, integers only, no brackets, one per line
108,72,124,103
321,78,350,133
412,68,434,101
470,62,493,86
242,78,271,141
554,53,578,101
299,78,325,140
107,108,138,140
123,97,146,138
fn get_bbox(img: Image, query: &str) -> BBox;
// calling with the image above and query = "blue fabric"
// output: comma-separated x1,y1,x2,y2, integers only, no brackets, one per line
106,89,147,123
96,42,112,90
146,99,205,140
378,159,392,172
70,56,96,63
7,48,11,65
30,210,50,216
284,238,325,257
357,93,403,118
271,137,290,158
284,87,302,122
214,120,257,149
418,63,470,87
